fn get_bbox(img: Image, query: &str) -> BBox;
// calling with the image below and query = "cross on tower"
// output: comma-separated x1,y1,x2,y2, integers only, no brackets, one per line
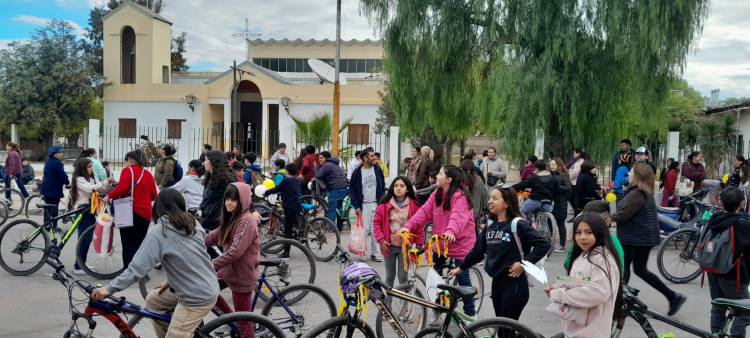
232,18,262,61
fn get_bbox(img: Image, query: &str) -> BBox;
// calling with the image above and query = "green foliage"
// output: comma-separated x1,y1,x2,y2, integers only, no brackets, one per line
0,20,98,145
373,89,397,135
171,32,189,72
661,80,705,132
290,113,353,151
361,0,710,164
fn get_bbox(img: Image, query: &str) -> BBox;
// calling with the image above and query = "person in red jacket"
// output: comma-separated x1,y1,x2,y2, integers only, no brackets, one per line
373,176,421,288
299,145,318,193
103,149,157,268
661,160,680,208
205,182,259,337
4,142,29,201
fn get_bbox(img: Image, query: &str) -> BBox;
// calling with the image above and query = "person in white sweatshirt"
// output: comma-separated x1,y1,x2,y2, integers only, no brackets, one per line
170,159,205,210
70,157,113,274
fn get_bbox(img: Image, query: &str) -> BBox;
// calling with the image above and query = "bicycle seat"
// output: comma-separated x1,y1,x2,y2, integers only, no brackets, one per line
437,284,477,298
37,203,59,209
301,203,316,212
259,258,288,267
712,298,750,314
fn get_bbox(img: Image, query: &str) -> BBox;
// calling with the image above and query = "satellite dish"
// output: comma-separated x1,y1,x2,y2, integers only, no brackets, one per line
308,59,347,85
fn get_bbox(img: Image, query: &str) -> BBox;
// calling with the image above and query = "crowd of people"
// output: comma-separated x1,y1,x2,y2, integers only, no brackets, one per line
5,136,750,338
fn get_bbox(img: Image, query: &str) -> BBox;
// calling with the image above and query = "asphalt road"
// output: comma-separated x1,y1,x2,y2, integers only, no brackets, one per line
0,212,726,338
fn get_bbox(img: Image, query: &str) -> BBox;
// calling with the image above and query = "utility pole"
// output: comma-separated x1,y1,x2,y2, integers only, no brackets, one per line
233,18,262,61
332,0,342,157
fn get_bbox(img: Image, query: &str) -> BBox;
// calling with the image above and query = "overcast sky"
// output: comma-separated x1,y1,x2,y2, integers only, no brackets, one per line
1,0,748,98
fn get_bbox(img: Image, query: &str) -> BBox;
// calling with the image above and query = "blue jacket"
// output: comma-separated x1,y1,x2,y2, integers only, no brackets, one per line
41,158,69,199
613,165,630,194
349,164,385,210
315,157,348,190
242,164,262,185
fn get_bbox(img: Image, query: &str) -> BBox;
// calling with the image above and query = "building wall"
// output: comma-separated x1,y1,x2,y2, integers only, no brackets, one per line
250,40,383,60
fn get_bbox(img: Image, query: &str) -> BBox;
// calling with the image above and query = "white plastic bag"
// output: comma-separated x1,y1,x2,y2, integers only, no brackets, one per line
426,268,444,303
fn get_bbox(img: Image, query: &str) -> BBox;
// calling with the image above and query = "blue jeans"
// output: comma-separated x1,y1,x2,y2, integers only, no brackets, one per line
74,205,95,270
326,188,348,224
521,199,553,218
435,256,476,316
4,175,29,199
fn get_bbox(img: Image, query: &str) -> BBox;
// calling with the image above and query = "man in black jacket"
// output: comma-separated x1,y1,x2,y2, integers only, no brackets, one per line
512,160,570,218
350,149,385,261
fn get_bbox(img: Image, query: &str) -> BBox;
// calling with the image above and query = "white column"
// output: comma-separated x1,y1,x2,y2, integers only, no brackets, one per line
10,124,18,144
88,119,100,152
388,126,400,183
534,128,545,159
261,100,269,160
667,131,680,161
178,120,190,163
223,102,231,151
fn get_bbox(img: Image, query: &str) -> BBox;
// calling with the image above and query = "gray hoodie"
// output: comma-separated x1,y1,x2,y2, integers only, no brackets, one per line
107,218,219,307
480,157,508,185
170,175,205,209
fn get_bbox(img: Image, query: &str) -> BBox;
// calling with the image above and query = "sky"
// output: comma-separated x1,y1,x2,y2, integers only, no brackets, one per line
1,0,748,99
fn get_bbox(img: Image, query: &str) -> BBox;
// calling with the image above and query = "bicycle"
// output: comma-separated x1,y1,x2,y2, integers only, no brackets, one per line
0,201,8,227
44,256,285,338
133,258,336,337
256,194,341,262
656,202,723,284
303,248,538,338
0,203,123,279
517,193,557,256
552,284,750,338
335,195,357,231
0,186,26,218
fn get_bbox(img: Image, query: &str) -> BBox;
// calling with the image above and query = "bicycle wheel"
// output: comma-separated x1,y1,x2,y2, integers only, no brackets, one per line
76,224,125,279
0,202,8,227
468,267,485,313
376,284,428,338
260,238,316,302
303,216,340,262
198,311,286,338
538,212,557,256
301,316,375,338
1,188,25,218
257,208,283,248
261,283,336,334
459,317,540,338
657,227,701,284
0,219,49,275
24,194,44,218
413,327,454,338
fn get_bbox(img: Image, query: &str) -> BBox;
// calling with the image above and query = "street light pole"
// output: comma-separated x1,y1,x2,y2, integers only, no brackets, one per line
332,0,342,157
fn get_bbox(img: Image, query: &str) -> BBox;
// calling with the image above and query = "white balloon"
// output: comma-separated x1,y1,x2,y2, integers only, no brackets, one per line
268,194,278,204
254,185,268,197
308,181,313,190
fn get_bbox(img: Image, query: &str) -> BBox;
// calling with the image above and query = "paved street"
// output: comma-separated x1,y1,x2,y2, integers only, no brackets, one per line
0,213,720,337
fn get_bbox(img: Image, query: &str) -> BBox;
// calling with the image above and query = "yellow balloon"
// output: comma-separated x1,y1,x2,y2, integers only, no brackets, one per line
262,179,275,189
606,192,617,203
722,174,730,184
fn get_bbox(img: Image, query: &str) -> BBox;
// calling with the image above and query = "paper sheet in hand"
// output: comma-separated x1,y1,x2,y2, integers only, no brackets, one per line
522,260,548,284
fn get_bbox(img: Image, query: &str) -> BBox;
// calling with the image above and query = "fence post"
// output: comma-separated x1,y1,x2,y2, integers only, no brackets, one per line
388,126,400,183
178,121,190,163
88,119,100,152
667,131,680,161
10,124,18,144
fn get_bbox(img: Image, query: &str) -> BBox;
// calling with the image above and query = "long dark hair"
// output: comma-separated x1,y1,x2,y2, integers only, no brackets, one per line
569,213,624,322
219,184,242,246
379,176,416,205
435,165,472,211
204,150,234,190
125,149,145,166
152,188,196,235
461,159,485,185
79,148,96,159
70,158,93,207
489,186,523,221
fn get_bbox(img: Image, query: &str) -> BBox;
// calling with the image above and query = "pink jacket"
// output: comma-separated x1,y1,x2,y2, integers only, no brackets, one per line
549,247,620,338
205,182,260,294
373,197,422,247
403,190,476,259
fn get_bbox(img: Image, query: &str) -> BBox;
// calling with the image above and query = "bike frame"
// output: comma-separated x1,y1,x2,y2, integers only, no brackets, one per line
250,266,303,331
75,299,172,338
26,206,87,247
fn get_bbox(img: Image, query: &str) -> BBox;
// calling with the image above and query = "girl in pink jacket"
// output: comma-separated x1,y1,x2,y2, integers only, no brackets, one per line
401,165,477,317
545,213,623,338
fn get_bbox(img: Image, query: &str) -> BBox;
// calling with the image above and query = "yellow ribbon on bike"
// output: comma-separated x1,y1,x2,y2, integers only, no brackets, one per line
426,235,449,267
336,286,347,316
398,232,415,272
357,284,369,319
90,191,102,215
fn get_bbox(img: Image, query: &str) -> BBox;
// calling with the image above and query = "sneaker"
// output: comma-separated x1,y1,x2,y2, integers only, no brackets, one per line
73,268,86,275
553,246,566,253
371,255,383,262
667,293,687,316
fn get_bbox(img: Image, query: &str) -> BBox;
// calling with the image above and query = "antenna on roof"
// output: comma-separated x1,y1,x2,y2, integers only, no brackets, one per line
233,18,262,62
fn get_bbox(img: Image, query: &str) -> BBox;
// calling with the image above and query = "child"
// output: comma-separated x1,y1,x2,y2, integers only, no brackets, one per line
101,161,113,179
401,165,477,318
704,187,750,336
242,152,263,186
272,159,287,186
20,159,34,185
613,154,632,201
373,176,421,288
545,213,623,338
226,152,236,167
170,159,205,210
92,189,219,338
69,158,113,274
264,163,301,256
205,182,260,336
231,161,245,184
450,185,551,320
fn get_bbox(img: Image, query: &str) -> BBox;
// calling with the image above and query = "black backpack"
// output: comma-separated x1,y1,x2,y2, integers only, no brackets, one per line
172,159,184,184
698,223,743,292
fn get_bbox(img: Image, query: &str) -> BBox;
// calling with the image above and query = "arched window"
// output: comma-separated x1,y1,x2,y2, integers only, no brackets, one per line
121,26,136,84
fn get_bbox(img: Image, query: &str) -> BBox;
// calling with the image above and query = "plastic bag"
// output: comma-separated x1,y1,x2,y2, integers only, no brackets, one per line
93,211,114,257
425,268,444,303
348,211,366,256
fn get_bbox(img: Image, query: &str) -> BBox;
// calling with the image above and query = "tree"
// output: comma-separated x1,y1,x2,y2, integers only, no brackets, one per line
171,31,189,72
0,20,98,147
360,0,710,164
290,113,352,152
373,89,397,135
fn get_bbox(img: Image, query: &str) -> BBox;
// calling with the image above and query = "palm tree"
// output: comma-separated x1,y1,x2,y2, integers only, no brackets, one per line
290,112,352,152
698,119,724,179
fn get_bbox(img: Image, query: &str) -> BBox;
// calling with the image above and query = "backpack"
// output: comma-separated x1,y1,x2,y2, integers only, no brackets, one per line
510,217,547,287
172,159,183,184
244,168,264,187
698,223,743,292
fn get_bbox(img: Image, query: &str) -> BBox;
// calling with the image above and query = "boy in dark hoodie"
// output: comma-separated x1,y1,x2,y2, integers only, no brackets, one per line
265,163,302,256
706,187,750,336
242,152,262,186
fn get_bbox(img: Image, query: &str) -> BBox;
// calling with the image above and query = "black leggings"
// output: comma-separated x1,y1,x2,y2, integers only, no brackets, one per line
490,273,529,320
283,207,300,256
554,216,566,247
120,213,150,268
622,244,677,301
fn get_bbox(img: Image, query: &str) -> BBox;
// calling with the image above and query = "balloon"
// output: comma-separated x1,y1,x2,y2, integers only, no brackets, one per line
262,179,275,189
722,174,730,184
605,192,617,203
254,185,268,198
